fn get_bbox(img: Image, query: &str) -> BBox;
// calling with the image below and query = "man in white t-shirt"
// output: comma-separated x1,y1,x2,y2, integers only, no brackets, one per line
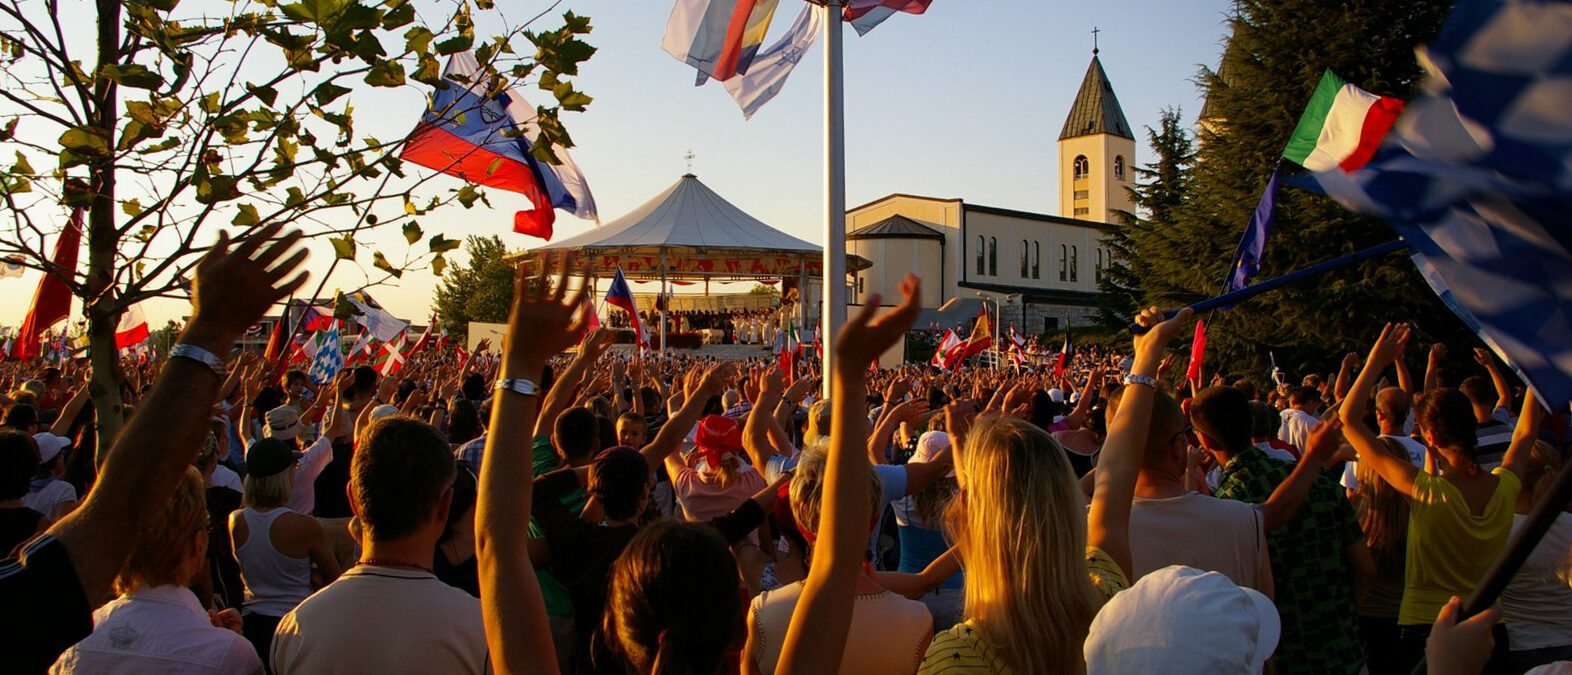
1341,388,1427,493
23,433,76,522
1115,387,1274,596
1278,387,1323,453
272,416,490,674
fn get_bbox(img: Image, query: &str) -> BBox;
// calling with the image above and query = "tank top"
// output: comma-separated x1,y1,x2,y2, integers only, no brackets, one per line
235,507,313,617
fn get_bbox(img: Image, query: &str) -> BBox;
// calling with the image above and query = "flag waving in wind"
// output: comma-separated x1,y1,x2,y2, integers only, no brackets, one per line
401,52,598,240
844,0,933,35
605,269,644,348
931,329,960,370
13,209,82,360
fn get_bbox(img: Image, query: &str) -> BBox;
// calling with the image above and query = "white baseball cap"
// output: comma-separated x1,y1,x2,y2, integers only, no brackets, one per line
1048,388,1065,403
912,431,953,478
1084,565,1280,675
33,432,70,465
369,404,401,422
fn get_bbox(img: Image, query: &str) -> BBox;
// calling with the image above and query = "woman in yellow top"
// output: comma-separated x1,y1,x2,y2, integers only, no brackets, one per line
1339,323,1545,672
917,306,1194,674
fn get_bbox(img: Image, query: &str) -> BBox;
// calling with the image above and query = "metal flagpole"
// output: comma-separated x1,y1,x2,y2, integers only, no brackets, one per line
658,253,668,353
821,0,846,395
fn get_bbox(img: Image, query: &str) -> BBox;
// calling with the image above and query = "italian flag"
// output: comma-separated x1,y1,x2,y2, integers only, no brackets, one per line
1282,70,1404,172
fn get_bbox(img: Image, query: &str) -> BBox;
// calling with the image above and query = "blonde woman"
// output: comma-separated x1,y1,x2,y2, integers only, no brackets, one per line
52,468,261,673
918,306,1193,674
229,439,340,667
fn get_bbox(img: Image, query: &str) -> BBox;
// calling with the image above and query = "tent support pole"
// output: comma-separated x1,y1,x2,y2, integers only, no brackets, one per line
659,253,668,354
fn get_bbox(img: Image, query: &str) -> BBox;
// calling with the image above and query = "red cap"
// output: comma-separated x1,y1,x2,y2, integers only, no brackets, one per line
694,415,742,470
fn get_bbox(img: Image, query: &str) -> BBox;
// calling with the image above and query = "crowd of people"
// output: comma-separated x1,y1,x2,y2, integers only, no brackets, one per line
0,224,1569,675
606,308,784,346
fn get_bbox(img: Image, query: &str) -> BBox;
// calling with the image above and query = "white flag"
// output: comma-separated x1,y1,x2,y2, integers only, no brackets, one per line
345,291,410,344
722,4,821,120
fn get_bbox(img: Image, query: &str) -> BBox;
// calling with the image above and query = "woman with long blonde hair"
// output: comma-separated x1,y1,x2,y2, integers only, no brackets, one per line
918,306,1193,674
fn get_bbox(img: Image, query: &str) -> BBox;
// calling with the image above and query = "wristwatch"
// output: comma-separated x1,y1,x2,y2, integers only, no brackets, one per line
1123,373,1158,389
495,378,540,397
170,343,227,378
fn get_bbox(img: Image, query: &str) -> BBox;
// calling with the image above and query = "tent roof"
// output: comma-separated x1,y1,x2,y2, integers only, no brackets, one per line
531,174,820,255
848,215,945,240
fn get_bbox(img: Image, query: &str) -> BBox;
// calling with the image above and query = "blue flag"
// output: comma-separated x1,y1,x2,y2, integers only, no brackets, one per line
308,322,344,385
1223,163,1282,293
1306,0,1572,407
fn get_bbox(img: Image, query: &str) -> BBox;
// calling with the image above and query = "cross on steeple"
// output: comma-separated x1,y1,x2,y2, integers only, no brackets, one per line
1091,26,1101,55
683,149,696,174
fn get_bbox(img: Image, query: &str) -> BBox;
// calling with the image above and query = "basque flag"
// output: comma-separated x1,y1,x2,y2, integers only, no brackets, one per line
605,268,645,347
401,53,598,241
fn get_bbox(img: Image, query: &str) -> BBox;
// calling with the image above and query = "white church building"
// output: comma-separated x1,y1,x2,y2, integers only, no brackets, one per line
846,50,1135,335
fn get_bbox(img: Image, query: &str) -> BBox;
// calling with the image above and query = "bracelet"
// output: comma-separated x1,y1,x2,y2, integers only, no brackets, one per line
1123,374,1159,390
170,343,227,379
495,378,540,397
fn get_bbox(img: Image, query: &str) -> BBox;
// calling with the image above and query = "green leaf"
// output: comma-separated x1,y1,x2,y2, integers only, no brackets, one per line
312,83,351,106
98,63,164,90
364,59,405,87
431,254,447,276
200,92,222,114
329,235,356,261
245,82,278,107
232,203,260,226
562,11,591,34
120,198,144,217
435,35,473,55
402,221,422,244
428,233,461,254
381,0,414,29
373,250,402,278
404,26,434,54
0,118,17,142
455,185,480,208
11,152,33,175
411,53,441,85
485,157,503,176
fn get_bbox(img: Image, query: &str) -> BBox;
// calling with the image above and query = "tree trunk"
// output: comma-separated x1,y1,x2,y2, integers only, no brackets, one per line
86,0,126,464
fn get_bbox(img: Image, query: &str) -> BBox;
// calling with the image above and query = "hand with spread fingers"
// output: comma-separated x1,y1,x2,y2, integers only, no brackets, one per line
835,274,921,373
186,223,310,352
501,265,590,380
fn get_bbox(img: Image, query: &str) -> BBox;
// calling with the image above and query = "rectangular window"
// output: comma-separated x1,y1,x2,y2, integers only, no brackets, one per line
1073,207,1090,216
1073,190,1089,200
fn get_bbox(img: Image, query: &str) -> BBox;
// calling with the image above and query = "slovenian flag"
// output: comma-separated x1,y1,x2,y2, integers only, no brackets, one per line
605,268,644,348
844,0,932,35
401,52,598,241
1282,70,1404,173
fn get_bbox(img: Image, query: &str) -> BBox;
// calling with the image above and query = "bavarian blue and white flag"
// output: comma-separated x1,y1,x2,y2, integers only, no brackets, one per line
308,322,344,385
1307,0,1572,407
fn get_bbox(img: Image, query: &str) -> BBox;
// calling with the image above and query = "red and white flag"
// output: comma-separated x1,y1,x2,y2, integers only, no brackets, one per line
114,303,149,350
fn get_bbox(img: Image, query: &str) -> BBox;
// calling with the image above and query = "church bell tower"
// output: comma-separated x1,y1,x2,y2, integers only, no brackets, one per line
1058,38,1137,225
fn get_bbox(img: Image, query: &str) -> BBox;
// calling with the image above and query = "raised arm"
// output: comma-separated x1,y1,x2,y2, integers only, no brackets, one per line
1259,419,1348,530
1474,348,1515,414
1062,367,1103,429
48,385,90,437
745,368,787,471
49,223,307,605
868,398,927,465
476,265,588,675
530,328,608,438
1498,387,1545,481
1341,324,1421,498
646,363,731,473
1089,306,1192,579
1335,352,1360,403
777,274,920,675
1424,343,1445,393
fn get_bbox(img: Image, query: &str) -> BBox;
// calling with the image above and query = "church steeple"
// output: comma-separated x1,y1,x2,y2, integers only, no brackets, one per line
1057,46,1136,224
1059,54,1134,141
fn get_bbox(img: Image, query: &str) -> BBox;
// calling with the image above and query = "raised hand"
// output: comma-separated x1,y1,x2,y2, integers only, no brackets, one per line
834,274,921,372
1300,418,1349,465
1368,323,1412,369
1132,306,1195,365
500,265,589,379
1429,343,1446,364
187,222,310,351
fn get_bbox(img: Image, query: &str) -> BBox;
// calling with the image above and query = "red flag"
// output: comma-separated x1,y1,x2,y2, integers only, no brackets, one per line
262,308,291,373
408,317,437,357
959,308,992,362
1186,319,1208,383
1053,332,1070,377
13,210,83,360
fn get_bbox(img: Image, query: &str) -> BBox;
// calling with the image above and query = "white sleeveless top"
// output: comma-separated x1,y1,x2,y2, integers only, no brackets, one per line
234,507,313,617
750,580,933,675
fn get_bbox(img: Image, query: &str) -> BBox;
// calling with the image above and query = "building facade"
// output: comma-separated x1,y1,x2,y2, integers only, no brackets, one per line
846,50,1134,336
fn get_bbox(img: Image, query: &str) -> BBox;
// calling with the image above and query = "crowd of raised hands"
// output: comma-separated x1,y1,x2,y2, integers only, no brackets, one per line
1,225,1566,675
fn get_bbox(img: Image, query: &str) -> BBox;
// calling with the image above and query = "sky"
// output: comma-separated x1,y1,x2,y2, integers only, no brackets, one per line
0,0,1236,328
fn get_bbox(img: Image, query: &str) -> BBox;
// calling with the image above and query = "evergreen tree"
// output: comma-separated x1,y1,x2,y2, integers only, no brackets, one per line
1098,107,1194,329
1146,0,1466,381
432,236,517,343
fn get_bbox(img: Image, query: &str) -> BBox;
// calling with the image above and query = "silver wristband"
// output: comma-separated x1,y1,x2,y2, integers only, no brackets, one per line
495,378,540,397
170,343,227,378
1123,373,1159,389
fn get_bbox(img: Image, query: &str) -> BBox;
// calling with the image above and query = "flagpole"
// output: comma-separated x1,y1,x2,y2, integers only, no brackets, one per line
821,0,846,396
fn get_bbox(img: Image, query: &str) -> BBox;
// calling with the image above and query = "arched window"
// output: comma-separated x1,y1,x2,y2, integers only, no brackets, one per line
1095,248,1104,283
1019,240,1029,277
976,236,984,275
987,237,997,276
1059,244,1068,281
1070,245,1079,282
1114,155,1125,181
1032,241,1041,279
1073,155,1089,180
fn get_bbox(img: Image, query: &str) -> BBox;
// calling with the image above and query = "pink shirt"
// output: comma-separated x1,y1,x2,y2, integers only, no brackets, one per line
673,461,766,525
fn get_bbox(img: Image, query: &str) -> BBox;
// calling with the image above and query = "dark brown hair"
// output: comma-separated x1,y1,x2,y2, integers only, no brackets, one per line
352,416,456,541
